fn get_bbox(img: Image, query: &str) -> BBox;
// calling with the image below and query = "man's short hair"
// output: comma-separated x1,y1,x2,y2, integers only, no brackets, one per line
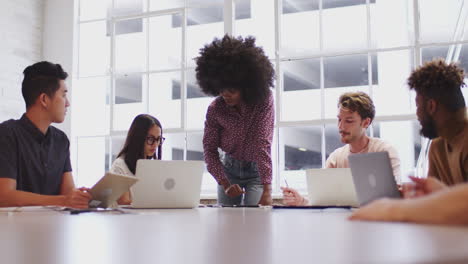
22,61,68,108
338,92,376,122
408,58,466,112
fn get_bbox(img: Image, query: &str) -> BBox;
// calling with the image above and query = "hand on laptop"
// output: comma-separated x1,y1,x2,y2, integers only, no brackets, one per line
402,176,447,198
225,184,245,198
64,188,92,209
281,187,307,206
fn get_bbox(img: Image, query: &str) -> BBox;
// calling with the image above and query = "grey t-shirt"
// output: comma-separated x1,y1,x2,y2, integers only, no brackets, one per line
0,114,72,195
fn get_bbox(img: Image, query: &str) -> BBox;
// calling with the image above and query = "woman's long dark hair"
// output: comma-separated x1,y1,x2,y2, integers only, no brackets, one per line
117,114,163,174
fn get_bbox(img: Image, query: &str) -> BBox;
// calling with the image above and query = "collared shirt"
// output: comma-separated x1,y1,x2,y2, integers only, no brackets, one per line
325,137,402,184
428,119,468,185
203,91,275,185
0,114,72,195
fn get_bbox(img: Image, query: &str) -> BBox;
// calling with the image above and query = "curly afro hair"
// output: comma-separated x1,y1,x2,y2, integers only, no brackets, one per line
408,58,466,112
195,34,275,106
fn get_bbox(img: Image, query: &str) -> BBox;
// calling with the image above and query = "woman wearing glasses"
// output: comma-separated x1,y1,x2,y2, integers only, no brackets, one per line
110,114,164,205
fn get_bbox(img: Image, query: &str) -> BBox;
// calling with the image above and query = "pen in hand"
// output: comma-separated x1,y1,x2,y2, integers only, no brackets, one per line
283,179,293,194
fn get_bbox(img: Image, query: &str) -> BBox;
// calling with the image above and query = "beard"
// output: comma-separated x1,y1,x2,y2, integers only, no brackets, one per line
419,116,438,139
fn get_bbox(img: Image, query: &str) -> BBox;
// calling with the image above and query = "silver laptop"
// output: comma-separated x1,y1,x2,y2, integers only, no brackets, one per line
348,152,401,206
306,168,359,207
130,160,204,209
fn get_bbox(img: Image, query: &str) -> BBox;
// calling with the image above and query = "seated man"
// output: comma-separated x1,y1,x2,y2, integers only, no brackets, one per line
0,61,91,208
282,92,401,206
350,59,467,225
410,59,468,185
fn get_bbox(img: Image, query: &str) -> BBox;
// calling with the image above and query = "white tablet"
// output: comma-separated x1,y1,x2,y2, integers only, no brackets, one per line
89,172,138,208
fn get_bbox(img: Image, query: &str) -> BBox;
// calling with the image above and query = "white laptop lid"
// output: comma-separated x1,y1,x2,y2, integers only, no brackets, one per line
348,152,401,206
306,168,359,207
132,160,204,208
89,172,138,208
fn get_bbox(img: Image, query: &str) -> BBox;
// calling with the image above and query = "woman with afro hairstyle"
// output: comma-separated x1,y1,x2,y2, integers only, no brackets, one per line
195,35,275,206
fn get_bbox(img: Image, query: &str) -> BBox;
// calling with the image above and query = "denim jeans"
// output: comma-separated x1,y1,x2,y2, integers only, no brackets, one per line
217,154,264,206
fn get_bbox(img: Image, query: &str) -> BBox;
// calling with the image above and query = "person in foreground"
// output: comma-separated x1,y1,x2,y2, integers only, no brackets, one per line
0,61,91,208
110,114,164,205
196,35,275,206
350,59,467,225
282,92,401,206
350,176,468,225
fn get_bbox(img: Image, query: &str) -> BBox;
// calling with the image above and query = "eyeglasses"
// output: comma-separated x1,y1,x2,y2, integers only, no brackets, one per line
146,136,165,146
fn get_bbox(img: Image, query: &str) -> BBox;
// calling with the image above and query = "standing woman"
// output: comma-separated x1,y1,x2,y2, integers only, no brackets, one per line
196,35,275,206
110,114,164,205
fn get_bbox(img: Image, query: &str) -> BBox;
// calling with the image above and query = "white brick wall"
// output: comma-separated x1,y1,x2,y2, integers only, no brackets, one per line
0,0,44,122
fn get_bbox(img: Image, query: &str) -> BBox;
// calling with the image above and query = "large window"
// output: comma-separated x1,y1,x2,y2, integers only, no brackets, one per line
75,0,468,196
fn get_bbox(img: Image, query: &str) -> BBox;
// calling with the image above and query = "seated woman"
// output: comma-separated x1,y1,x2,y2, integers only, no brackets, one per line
110,114,164,205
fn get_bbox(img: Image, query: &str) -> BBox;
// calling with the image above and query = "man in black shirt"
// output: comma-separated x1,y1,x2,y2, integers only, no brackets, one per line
0,61,91,208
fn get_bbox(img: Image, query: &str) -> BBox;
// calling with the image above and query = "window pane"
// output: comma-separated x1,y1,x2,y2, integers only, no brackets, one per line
322,4,368,52
110,136,126,163
323,54,374,118
419,0,462,44
186,5,224,67
373,49,414,116
463,84,468,105
421,46,448,63
372,120,420,183
73,77,110,136
369,0,414,48
113,74,147,131
79,0,111,21
162,133,186,160
324,54,374,88
115,18,147,74
149,14,182,71
280,126,323,193
454,43,468,73
281,58,321,121
115,75,143,104
112,0,146,17
186,70,211,130
282,0,318,13
79,21,110,77
281,0,320,57
76,137,109,187
149,0,184,11
236,0,275,59
186,133,215,194
188,0,223,6
149,71,182,129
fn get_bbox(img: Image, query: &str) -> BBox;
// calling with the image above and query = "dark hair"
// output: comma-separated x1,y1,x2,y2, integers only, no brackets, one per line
338,92,376,122
22,61,68,108
195,34,275,105
117,114,163,174
408,58,466,112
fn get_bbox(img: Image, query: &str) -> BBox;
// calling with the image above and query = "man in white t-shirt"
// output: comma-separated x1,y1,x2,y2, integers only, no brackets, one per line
282,91,401,206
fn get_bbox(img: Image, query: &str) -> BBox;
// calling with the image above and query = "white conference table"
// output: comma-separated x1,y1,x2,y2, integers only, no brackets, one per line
1,207,468,264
